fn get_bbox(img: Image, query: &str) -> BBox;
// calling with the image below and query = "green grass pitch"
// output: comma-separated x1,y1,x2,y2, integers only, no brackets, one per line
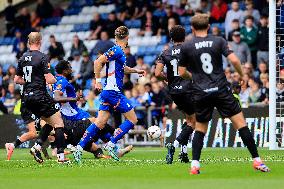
0,148,284,189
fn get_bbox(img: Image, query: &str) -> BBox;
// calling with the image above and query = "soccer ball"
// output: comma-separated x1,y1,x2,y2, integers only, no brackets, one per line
147,126,161,140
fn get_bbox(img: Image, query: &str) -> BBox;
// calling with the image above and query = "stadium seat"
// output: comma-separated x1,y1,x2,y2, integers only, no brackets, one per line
160,36,168,44
180,16,191,25
130,45,138,55
145,46,157,55
156,45,164,54
85,40,97,51
64,8,82,16
41,17,61,26
143,55,156,65
137,46,147,56
2,62,11,72
63,41,72,51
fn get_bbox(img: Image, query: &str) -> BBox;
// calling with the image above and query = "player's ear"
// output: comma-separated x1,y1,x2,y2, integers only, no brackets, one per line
191,26,195,34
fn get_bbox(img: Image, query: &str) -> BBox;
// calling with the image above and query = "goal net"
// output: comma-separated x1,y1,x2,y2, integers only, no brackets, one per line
270,0,284,149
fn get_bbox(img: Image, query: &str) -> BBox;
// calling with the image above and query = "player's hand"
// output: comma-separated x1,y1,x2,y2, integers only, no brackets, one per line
76,90,83,101
95,81,103,92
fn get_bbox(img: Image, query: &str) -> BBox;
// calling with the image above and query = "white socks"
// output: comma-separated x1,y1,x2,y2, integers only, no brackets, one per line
57,153,65,161
76,145,83,151
253,157,261,162
181,145,187,153
34,143,42,151
173,140,179,148
191,160,200,168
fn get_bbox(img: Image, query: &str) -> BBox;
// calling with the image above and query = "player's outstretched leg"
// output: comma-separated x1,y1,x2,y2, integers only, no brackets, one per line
105,120,135,161
231,112,270,172
73,123,100,163
73,110,111,163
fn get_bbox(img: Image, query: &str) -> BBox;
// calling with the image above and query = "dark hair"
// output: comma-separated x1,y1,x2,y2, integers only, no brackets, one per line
137,55,143,59
50,35,55,38
191,14,210,30
260,14,268,19
169,25,185,42
115,26,129,40
55,60,70,74
245,15,254,22
232,19,239,23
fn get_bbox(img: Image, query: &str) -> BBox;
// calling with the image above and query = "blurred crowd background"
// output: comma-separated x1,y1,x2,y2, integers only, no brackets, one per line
0,0,282,128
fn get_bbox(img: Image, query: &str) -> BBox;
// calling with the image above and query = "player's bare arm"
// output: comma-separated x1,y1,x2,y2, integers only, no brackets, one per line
154,62,167,81
94,54,107,91
124,66,146,76
227,53,244,78
178,66,192,80
53,90,81,103
44,73,57,84
14,75,25,85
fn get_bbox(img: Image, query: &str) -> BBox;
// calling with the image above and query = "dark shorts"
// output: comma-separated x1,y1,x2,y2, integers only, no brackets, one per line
193,88,242,123
171,93,195,116
64,118,92,146
23,92,59,118
20,102,37,124
64,118,115,146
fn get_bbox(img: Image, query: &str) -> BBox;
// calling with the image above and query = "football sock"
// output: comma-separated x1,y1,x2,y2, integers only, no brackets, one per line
173,140,179,148
181,145,188,153
57,153,65,161
253,157,261,162
54,127,65,154
36,124,53,146
192,131,205,161
14,139,23,148
176,123,194,146
110,120,134,144
238,126,259,158
78,123,100,148
191,160,200,168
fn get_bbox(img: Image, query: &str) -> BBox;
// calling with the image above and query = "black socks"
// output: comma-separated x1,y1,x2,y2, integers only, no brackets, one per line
36,124,53,146
14,139,23,148
192,131,205,161
54,127,65,154
176,122,194,145
238,126,259,158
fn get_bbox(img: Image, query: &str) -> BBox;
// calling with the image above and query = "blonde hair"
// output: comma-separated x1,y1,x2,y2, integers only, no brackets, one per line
191,14,210,30
28,32,42,45
260,73,268,80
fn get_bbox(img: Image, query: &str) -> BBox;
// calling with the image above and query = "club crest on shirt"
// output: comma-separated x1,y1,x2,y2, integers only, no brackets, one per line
107,50,115,57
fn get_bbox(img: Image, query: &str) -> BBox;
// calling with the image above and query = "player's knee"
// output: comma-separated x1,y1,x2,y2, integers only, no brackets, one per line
27,130,37,139
129,117,138,125
95,120,107,129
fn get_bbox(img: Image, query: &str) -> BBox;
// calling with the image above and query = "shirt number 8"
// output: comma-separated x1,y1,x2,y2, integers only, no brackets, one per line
200,53,213,74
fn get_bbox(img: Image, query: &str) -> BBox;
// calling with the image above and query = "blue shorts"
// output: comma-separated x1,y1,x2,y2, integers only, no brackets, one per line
99,90,133,113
